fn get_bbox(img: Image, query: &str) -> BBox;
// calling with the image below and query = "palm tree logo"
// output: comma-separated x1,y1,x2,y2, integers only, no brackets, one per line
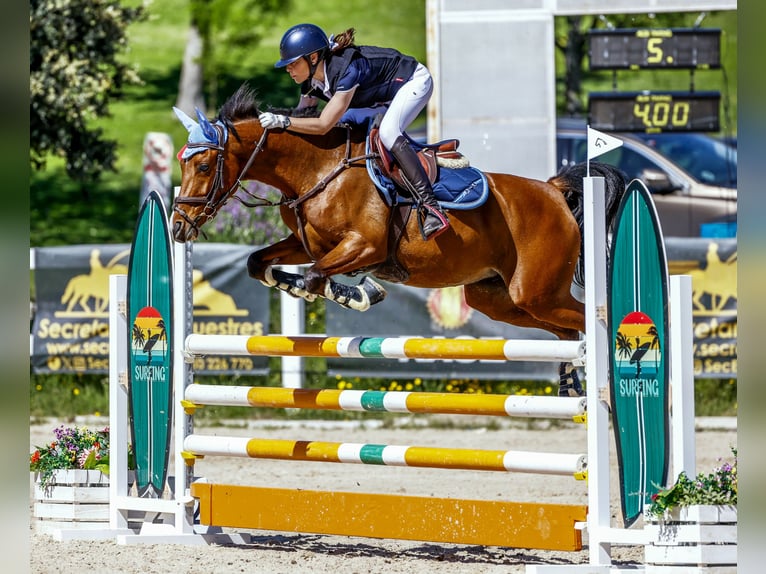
131,307,168,365
614,312,662,378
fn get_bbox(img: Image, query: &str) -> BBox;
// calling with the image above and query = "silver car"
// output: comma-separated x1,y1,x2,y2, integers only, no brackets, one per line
557,118,737,238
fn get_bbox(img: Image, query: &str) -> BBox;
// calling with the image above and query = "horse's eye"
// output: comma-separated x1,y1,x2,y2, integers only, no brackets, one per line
199,163,210,173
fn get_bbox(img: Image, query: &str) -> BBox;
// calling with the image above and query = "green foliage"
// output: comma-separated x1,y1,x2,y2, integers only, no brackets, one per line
30,0,146,184
695,378,737,416
189,0,292,109
647,447,737,518
30,374,110,419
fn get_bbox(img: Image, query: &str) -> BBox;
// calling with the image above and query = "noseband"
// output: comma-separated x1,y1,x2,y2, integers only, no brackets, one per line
173,124,270,239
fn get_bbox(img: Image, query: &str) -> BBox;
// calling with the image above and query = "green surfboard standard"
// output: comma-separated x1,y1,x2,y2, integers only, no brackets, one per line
608,179,670,528
128,191,173,498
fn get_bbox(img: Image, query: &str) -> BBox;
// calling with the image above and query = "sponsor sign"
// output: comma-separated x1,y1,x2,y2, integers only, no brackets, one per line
666,237,737,378
31,243,270,375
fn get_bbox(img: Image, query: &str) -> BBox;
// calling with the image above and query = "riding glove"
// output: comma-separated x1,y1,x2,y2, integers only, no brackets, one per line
259,112,291,130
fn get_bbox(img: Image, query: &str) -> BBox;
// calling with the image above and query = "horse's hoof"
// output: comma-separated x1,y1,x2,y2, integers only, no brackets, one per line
361,276,387,306
559,363,585,397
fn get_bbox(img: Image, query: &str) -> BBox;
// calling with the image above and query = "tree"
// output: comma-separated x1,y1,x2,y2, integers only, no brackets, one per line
176,0,291,115
30,0,145,185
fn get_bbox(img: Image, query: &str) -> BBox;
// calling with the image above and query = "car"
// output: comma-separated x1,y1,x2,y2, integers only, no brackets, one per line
556,118,737,237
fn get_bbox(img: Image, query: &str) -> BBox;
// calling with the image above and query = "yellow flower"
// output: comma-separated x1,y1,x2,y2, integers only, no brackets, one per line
36,384,42,391
73,388,80,396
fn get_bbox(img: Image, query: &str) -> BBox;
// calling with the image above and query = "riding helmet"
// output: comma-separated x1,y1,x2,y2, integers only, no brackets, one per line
275,23,329,68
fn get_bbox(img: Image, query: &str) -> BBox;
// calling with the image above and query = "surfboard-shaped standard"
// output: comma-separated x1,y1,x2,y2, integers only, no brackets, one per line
608,179,670,527
128,191,173,498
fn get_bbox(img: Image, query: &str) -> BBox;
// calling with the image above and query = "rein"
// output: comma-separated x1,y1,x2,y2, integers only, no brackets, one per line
175,123,376,246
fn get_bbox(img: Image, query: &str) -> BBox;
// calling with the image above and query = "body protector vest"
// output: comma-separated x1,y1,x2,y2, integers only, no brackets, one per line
301,45,418,108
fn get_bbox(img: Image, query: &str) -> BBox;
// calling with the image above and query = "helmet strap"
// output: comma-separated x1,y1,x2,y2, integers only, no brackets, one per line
305,50,325,84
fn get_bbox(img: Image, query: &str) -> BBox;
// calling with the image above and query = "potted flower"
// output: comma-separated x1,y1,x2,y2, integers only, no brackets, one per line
30,425,134,533
644,447,737,572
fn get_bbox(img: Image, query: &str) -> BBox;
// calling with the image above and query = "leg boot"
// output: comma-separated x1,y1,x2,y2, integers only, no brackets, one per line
389,136,450,240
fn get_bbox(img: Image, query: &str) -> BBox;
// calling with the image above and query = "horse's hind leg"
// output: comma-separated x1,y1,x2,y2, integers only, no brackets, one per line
464,277,581,341
464,278,585,397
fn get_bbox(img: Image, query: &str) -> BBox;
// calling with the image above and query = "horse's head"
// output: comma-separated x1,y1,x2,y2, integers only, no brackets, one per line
171,106,237,242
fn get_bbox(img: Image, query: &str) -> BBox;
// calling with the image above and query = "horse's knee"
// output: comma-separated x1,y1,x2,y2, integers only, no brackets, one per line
246,251,266,279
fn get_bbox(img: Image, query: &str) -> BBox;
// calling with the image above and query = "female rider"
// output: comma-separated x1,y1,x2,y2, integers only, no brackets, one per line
258,23,449,240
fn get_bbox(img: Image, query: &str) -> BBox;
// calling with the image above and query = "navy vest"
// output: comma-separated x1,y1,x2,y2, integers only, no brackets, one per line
302,45,418,108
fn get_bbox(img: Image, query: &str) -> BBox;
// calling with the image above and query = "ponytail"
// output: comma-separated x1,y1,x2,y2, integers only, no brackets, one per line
331,28,356,51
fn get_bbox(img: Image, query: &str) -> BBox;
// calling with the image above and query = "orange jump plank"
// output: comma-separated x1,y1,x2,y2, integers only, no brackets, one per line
191,483,587,551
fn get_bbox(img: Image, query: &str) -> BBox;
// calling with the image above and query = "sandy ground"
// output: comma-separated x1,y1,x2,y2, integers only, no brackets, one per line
29,416,737,574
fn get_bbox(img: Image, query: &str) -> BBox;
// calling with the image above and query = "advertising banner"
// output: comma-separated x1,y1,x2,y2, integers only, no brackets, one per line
31,243,270,375
327,238,737,381
30,239,737,380
666,237,737,378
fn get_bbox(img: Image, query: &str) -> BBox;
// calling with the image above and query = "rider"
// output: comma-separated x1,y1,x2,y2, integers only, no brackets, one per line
258,23,450,240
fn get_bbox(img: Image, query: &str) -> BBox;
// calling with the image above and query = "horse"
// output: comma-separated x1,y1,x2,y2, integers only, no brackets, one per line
172,84,627,396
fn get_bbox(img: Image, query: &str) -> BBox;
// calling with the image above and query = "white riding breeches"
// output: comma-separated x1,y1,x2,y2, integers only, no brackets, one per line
378,63,433,149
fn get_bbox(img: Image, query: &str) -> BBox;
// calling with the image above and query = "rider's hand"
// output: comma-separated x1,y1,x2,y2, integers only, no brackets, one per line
259,112,291,130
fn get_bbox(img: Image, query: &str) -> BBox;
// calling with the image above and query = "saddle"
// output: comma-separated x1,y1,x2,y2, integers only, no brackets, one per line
368,115,465,190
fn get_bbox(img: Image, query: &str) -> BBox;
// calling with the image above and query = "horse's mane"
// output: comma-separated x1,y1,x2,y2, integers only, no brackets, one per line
217,84,262,124
218,83,322,124
217,83,363,147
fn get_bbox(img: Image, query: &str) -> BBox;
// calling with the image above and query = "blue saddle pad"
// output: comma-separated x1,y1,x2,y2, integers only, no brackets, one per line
339,107,490,211
363,131,489,211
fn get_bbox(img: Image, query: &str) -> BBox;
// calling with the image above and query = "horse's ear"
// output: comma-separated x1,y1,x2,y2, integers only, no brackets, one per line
195,107,218,143
173,106,198,133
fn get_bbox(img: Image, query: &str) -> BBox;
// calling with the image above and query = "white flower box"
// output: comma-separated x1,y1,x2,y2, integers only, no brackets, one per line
33,469,137,534
645,505,737,574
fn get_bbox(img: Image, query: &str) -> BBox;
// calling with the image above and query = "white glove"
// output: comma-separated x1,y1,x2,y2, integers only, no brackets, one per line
259,112,290,130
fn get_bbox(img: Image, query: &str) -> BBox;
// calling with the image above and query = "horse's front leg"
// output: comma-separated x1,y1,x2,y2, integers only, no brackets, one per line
246,234,318,301
302,236,388,312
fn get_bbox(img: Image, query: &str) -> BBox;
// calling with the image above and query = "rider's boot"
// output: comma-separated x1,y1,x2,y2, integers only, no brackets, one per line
390,136,450,240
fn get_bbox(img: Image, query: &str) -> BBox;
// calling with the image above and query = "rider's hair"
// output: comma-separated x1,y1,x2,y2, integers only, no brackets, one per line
331,28,356,51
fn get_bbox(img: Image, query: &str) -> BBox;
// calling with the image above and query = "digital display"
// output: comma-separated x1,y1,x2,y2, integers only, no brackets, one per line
588,91,720,133
589,28,721,70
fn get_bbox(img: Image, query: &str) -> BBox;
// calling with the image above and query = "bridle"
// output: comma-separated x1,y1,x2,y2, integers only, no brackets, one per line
173,124,270,239
174,121,377,249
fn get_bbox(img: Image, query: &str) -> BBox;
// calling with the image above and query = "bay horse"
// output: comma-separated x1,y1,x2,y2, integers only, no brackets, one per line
172,84,627,396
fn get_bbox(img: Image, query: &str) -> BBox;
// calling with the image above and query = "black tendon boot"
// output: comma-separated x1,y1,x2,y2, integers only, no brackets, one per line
389,136,450,240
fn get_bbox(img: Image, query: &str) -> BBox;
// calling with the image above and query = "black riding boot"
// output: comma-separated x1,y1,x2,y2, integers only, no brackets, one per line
390,136,450,240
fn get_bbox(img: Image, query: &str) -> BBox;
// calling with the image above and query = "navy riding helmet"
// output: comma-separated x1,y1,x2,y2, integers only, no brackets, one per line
275,23,330,68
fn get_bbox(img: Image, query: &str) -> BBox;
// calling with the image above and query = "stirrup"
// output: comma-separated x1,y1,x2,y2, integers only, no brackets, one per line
559,363,584,397
417,204,450,240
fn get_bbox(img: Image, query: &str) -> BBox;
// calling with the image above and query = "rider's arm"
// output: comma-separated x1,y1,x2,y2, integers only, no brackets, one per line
287,87,357,135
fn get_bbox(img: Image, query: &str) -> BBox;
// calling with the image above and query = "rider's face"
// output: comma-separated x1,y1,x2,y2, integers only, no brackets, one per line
285,53,319,84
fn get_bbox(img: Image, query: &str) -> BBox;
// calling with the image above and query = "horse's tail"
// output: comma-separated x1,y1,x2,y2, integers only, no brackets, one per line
548,161,628,288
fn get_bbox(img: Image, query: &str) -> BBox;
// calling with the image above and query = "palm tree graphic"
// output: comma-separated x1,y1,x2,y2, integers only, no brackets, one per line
132,323,145,352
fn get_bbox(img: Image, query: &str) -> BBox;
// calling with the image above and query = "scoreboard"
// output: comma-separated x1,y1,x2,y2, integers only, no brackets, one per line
587,28,721,133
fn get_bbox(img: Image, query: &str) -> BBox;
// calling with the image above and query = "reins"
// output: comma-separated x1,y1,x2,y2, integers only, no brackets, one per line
174,122,377,246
